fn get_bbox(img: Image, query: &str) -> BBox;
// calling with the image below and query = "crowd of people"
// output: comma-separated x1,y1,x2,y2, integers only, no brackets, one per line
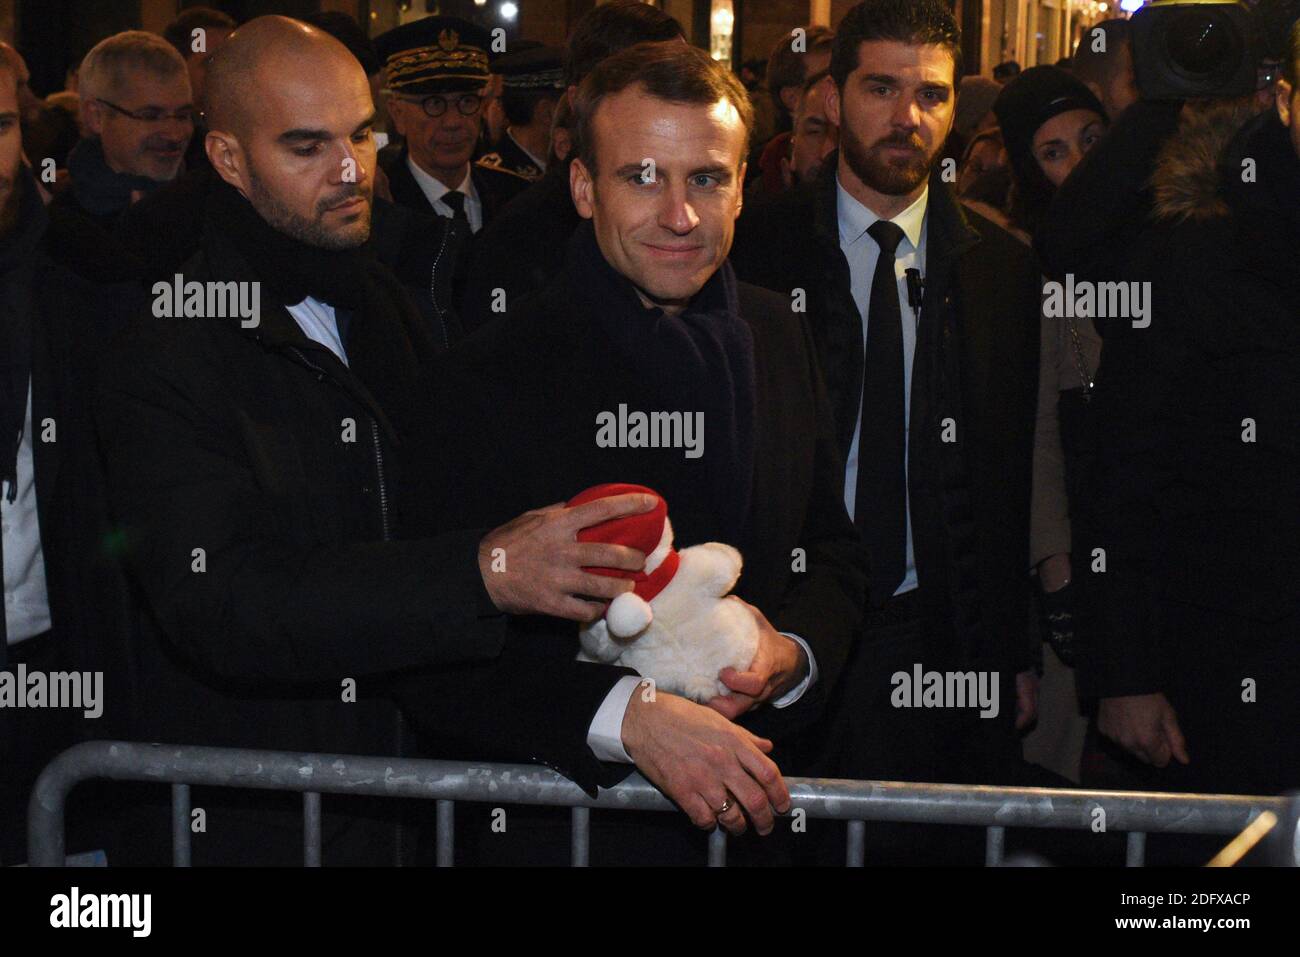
0,0,1296,866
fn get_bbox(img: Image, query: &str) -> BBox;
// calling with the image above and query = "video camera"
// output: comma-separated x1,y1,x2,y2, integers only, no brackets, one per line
1132,0,1257,99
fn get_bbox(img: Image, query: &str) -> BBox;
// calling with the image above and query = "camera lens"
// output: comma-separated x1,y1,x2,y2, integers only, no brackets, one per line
1164,10,1238,78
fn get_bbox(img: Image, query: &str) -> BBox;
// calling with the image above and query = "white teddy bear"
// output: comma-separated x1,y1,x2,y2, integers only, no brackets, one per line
568,483,758,703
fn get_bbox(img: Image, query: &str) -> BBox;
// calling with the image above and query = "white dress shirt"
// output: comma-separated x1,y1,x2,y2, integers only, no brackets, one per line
3,382,52,645
286,297,348,366
837,177,929,597
405,158,483,233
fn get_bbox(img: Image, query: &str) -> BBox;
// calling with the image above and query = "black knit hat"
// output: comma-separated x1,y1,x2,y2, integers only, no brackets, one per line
993,65,1106,179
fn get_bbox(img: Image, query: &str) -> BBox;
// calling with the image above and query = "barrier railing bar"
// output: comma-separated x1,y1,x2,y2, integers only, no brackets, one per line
1126,831,1147,868
846,820,865,867
435,800,454,868
571,807,589,867
303,792,322,867
985,825,1005,866
171,783,191,868
708,828,726,867
28,742,1289,868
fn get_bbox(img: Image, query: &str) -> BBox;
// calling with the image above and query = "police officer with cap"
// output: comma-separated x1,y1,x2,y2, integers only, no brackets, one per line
376,15,529,233
476,45,564,182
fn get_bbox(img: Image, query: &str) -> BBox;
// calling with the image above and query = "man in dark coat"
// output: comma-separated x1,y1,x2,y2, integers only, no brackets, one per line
53,31,194,235
405,40,864,866
91,16,653,866
0,54,143,863
474,45,565,183
373,17,529,328
458,0,685,333
729,0,1043,828
375,17,530,234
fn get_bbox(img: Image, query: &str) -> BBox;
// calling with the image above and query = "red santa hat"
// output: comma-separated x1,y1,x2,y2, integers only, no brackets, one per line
566,483,680,637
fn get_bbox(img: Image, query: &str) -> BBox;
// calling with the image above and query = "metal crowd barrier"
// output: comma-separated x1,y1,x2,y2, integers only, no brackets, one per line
27,741,1293,867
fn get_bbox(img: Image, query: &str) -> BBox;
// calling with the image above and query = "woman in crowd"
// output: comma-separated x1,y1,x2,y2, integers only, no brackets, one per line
991,66,1109,781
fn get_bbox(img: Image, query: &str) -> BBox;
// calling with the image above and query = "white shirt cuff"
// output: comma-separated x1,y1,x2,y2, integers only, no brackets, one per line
772,633,817,708
586,674,645,763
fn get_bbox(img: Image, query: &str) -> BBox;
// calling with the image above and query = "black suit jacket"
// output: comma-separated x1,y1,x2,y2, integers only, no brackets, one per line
379,144,530,230
398,244,866,790
730,158,1041,676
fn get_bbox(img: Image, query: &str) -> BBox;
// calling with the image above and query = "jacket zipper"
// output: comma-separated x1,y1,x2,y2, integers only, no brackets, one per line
369,417,391,543
289,343,404,864
287,345,391,541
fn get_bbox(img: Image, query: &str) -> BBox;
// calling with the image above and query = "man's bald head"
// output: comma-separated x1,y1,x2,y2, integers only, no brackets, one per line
206,16,364,138
204,15,378,251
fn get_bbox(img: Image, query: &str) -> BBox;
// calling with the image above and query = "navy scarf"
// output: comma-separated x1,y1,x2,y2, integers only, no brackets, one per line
67,137,168,218
566,220,756,541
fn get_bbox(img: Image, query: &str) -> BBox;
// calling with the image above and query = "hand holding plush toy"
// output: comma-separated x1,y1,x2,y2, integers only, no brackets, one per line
568,483,759,703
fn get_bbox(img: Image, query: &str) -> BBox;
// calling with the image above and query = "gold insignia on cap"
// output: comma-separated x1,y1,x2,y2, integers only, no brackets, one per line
438,29,459,52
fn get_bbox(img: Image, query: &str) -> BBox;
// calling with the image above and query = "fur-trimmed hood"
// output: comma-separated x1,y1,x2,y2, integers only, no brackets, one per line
1149,98,1260,223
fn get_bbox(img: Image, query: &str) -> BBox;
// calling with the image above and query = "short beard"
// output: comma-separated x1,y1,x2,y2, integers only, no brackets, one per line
247,166,371,250
840,122,937,196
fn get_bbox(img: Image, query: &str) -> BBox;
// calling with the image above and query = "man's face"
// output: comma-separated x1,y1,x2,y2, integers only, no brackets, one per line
829,39,955,198
388,86,485,182
0,71,23,229
218,56,376,250
86,69,193,181
186,26,233,113
1276,78,1300,160
787,74,838,184
571,86,747,313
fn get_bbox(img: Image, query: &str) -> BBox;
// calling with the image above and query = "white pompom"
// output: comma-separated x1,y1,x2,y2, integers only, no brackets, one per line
606,592,653,638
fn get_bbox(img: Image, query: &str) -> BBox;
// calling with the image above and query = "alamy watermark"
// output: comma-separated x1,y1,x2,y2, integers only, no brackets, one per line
152,274,261,328
1042,273,1151,328
0,665,102,718
50,887,150,937
595,404,704,459
891,663,1000,718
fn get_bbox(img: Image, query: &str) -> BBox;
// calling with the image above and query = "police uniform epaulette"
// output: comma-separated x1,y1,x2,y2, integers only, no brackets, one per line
474,157,533,182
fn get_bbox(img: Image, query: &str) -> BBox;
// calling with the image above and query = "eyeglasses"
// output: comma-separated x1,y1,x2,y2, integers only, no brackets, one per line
96,98,197,125
400,93,483,118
